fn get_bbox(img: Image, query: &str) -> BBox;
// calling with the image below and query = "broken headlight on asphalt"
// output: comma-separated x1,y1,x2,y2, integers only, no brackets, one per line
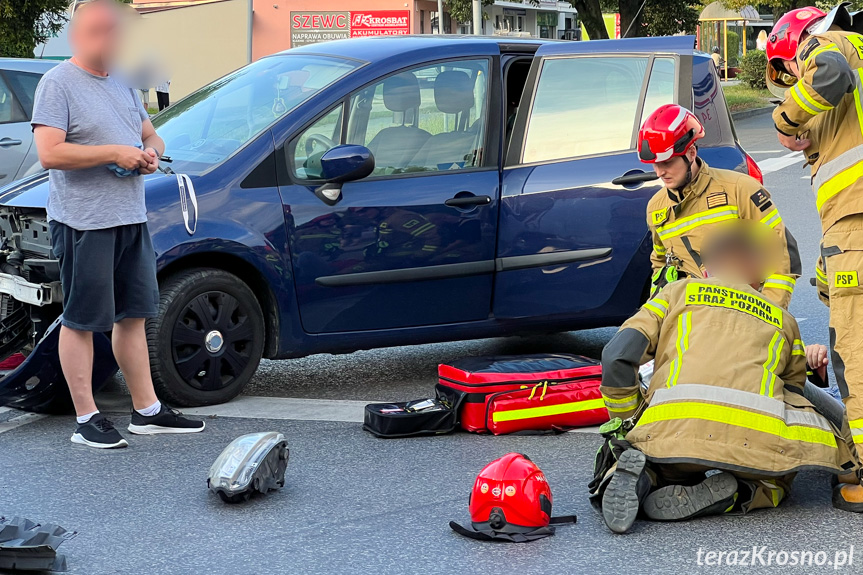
207,432,289,503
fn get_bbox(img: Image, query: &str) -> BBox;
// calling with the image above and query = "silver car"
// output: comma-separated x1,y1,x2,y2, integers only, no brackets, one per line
0,59,58,187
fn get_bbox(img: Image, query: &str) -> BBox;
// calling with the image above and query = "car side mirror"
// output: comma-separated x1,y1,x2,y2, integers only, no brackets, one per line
314,145,375,206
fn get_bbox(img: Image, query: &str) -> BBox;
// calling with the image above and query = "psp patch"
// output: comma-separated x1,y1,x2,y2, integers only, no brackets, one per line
835,271,859,288
706,193,728,209
750,188,771,211
799,37,822,62
651,208,669,226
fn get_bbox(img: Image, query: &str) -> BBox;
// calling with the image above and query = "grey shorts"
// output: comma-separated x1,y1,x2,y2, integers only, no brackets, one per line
50,221,159,332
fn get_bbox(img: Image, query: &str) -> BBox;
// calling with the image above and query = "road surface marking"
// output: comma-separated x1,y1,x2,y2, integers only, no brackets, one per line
0,412,46,435
181,396,372,423
758,151,803,175
177,395,602,434
0,406,12,416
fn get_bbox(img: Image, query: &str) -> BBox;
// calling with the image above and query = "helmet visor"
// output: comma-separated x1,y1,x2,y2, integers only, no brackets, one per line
767,61,798,89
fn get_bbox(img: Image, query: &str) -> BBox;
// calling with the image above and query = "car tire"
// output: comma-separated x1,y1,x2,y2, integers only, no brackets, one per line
148,268,265,407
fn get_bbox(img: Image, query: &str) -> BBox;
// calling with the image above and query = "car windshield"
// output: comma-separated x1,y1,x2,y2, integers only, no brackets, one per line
152,54,360,175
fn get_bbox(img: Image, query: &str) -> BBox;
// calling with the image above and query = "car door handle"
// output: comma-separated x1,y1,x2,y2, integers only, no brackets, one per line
611,171,659,186
0,138,22,147
445,194,491,207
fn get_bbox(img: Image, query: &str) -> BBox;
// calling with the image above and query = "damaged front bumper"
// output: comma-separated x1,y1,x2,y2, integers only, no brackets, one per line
0,207,117,413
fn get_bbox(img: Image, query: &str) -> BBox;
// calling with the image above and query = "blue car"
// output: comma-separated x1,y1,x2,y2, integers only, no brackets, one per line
0,35,761,409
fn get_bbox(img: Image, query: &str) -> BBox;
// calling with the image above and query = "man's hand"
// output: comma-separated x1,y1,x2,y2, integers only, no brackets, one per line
777,131,811,151
806,343,829,383
139,147,160,175
114,145,152,171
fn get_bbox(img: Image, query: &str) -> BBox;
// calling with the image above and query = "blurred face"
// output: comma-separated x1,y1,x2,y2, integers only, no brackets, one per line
70,1,121,71
651,147,696,189
708,250,766,287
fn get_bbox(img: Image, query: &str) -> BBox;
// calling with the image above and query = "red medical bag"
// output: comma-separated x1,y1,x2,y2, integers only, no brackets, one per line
436,354,609,435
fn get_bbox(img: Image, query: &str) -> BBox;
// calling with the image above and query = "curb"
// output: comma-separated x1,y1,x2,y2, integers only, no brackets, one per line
731,106,774,121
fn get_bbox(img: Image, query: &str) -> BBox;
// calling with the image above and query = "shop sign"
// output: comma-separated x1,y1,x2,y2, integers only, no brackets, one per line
290,11,410,46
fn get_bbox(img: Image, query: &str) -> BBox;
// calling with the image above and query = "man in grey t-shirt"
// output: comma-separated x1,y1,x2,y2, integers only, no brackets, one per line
32,0,202,448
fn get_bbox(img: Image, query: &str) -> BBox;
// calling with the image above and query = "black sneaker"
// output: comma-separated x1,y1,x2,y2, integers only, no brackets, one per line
71,414,129,449
602,449,651,534
643,472,738,521
127,405,205,435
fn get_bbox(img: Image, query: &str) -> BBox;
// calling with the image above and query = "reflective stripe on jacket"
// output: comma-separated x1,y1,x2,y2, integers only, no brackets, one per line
600,278,858,476
773,31,863,233
647,161,802,309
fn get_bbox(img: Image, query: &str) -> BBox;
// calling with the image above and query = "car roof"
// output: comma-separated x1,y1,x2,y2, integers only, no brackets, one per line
279,35,554,62
0,58,60,73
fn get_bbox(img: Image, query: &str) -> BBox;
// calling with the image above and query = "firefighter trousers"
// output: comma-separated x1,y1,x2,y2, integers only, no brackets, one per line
823,213,863,459
647,463,793,514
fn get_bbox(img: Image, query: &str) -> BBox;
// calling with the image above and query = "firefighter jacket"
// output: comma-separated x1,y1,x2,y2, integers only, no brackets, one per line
773,30,863,234
647,160,802,309
600,278,858,476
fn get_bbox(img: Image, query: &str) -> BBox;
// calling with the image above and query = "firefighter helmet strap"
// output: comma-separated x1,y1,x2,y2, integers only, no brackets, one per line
448,521,557,543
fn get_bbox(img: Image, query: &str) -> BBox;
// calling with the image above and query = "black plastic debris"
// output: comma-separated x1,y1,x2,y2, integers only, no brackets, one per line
0,516,77,572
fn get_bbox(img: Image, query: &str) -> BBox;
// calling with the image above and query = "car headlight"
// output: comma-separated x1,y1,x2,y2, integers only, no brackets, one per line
207,431,289,503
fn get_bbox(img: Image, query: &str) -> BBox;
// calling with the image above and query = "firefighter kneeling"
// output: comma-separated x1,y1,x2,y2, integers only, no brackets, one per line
592,222,860,534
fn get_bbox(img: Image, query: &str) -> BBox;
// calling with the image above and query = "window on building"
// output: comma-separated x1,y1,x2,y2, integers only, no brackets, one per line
522,56,677,163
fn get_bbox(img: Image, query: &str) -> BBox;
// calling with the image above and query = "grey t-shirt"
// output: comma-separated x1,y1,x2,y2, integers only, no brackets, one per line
31,62,150,230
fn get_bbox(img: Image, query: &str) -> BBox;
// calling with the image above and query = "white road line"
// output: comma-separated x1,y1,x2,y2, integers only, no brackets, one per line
178,395,604,434
758,151,804,175
0,412,46,435
181,396,373,423
0,406,12,416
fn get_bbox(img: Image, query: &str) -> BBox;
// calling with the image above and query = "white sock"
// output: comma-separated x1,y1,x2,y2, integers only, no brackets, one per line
136,400,162,417
77,410,99,424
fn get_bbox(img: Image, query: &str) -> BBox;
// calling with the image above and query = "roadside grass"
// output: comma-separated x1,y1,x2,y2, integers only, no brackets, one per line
723,83,772,113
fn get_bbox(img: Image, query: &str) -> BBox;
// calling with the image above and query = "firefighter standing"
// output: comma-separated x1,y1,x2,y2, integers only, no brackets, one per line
766,5,863,510
639,104,801,309
596,224,859,534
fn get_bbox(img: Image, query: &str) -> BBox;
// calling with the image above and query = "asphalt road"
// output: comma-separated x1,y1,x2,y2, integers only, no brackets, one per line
1,112,858,575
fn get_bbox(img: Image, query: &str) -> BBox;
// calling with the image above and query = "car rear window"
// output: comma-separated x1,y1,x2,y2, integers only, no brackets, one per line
522,56,676,164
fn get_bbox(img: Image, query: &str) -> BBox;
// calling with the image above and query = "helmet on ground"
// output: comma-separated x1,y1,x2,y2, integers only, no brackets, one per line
469,452,552,531
765,7,826,97
637,104,704,164
449,453,575,542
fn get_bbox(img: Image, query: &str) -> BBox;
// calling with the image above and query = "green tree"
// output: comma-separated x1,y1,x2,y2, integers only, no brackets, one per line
721,1,863,21
0,0,70,58
445,0,495,27
576,0,700,40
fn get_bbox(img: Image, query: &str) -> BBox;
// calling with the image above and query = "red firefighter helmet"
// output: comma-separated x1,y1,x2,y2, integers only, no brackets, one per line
765,7,826,96
637,104,704,164
468,453,552,532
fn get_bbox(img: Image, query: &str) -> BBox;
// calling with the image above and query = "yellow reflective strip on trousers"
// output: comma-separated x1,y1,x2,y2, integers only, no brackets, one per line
636,402,838,448
666,312,691,388
603,393,639,405
816,266,828,281
790,84,820,115
795,82,832,112
491,397,606,422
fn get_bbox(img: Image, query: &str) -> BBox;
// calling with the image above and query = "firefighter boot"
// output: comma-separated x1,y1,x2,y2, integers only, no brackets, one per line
643,472,738,521
602,449,651,534
832,483,863,513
